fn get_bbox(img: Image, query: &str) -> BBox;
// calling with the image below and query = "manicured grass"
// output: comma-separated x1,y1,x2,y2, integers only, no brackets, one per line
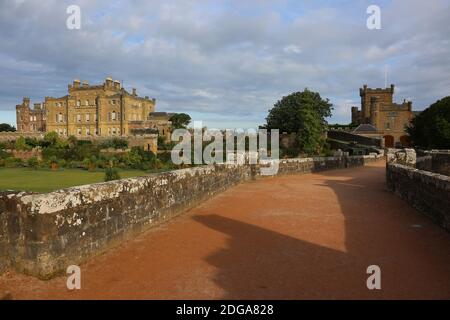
0,168,156,193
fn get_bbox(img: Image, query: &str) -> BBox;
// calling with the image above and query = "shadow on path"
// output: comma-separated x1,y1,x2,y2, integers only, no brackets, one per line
193,163,450,299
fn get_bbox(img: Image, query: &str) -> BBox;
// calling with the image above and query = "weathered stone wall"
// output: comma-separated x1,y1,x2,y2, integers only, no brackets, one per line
427,151,450,176
386,163,450,232
386,148,416,167
0,195,9,274
0,154,382,278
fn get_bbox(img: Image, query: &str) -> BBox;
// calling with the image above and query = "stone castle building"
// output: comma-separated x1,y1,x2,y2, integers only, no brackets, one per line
16,77,174,152
15,98,46,133
351,84,413,147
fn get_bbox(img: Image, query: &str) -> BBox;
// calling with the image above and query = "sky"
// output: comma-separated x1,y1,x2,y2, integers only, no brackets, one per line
0,0,449,129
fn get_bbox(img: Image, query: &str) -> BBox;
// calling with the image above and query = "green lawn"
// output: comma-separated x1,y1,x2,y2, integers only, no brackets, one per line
0,168,155,193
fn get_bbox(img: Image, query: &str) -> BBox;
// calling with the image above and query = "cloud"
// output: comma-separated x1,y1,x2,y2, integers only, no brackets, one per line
0,0,449,127
283,44,302,54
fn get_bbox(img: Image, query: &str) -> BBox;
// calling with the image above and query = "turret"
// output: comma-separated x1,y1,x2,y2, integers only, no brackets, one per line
73,79,81,88
370,96,379,127
105,77,113,88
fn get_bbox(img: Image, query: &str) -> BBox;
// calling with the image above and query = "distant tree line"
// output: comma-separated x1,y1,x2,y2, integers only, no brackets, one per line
0,123,16,132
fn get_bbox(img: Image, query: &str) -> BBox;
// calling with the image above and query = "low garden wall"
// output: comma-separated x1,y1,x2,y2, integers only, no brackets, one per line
0,154,382,278
386,163,450,232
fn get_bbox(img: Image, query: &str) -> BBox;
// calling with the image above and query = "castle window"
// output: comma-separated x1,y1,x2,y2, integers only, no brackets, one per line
112,111,117,121
86,128,90,136
385,122,391,130
86,114,90,122
77,128,82,135
30,116,33,122
94,114,98,122
58,113,63,123
77,114,81,122
85,100,89,106
77,100,81,107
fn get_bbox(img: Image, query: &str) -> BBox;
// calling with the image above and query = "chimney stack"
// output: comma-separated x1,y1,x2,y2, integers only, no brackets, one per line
23,97,30,107
132,88,137,96
113,80,121,90
105,77,113,87
73,79,81,88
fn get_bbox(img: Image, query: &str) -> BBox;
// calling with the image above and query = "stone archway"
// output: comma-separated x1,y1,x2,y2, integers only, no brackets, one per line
400,135,411,147
384,135,394,148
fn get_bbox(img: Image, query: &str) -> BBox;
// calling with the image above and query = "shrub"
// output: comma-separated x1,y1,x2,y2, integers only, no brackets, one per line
49,156,58,171
95,159,106,169
4,157,23,168
43,132,60,147
27,156,39,169
67,160,81,169
104,167,121,182
58,159,67,168
14,136,30,151
0,149,10,160
99,138,128,149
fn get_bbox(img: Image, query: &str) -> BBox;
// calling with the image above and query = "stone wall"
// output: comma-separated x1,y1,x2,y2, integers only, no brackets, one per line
0,132,44,142
386,163,450,232
426,151,450,176
0,154,382,278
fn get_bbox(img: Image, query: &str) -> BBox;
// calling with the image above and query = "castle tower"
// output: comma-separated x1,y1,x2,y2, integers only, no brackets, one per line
360,84,394,122
16,97,31,132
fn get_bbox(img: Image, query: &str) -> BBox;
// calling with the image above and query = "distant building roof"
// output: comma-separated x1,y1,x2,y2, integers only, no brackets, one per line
352,124,378,133
148,112,176,119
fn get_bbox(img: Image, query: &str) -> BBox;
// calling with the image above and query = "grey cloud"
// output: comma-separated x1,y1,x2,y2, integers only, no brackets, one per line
0,0,449,127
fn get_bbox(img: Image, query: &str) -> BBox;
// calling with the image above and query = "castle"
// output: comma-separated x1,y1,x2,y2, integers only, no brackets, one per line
16,77,174,151
351,84,414,147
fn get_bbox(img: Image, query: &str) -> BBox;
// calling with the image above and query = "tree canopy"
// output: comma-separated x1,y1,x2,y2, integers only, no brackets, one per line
265,89,333,155
170,113,192,129
0,123,16,132
407,96,450,149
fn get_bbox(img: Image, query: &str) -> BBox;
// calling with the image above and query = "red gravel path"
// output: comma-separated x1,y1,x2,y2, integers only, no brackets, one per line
1,160,450,299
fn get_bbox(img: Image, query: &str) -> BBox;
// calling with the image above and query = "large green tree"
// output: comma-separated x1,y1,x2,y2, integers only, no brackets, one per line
265,89,333,154
407,96,450,149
